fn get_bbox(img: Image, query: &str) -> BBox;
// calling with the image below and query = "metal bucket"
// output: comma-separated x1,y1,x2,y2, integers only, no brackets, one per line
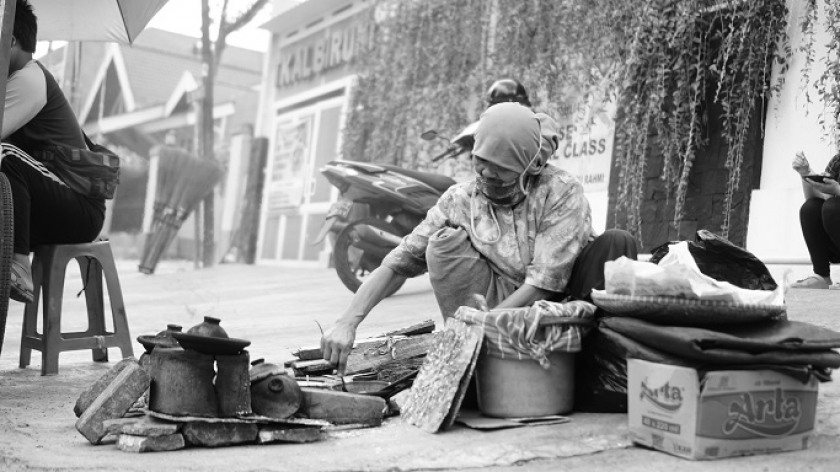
475,349,575,418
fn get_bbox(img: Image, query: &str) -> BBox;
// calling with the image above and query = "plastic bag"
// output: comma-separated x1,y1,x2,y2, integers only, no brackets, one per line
650,230,777,291
604,243,783,304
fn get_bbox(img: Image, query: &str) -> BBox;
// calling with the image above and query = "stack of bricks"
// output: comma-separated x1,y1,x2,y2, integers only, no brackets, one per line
75,359,151,445
106,417,185,452
73,356,323,453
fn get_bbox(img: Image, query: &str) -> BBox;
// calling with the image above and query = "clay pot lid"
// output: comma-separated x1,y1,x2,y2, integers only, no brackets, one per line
137,324,183,352
250,358,286,383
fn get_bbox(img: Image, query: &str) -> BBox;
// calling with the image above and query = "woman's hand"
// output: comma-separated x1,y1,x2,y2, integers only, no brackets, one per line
793,151,812,177
321,320,357,375
806,177,840,196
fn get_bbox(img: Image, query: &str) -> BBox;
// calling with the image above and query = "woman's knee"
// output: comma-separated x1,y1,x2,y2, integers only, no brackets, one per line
593,229,639,259
800,197,824,220
821,197,840,228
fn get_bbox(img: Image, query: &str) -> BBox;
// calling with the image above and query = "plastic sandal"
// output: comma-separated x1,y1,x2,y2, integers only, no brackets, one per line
9,259,34,303
789,275,831,289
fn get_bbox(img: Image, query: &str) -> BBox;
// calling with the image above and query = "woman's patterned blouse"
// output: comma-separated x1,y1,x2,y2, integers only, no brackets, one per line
381,164,595,293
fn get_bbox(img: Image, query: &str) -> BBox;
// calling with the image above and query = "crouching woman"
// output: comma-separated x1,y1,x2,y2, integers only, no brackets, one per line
321,103,637,372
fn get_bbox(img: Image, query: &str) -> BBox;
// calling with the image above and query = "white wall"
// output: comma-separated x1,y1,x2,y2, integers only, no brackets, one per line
748,0,837,262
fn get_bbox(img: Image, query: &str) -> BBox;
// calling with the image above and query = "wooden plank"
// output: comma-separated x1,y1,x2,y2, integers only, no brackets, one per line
291,320,435,361
292,333,437,375
292,336,407,361
376,319,435,337
402,319,483,433
343,333,437,374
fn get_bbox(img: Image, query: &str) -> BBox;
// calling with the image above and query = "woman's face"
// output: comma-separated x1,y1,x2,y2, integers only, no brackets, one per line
472,155,519,184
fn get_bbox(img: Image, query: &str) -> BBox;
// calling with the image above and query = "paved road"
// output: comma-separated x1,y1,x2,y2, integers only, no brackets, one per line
0,260,837,471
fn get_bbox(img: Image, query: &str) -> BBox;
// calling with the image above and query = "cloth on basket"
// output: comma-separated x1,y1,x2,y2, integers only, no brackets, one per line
600,317,840,368
455,299,596,368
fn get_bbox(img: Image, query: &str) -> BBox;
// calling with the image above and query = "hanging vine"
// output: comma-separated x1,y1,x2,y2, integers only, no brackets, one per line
614,0,789,242
805,1,840,141
342,0,812,246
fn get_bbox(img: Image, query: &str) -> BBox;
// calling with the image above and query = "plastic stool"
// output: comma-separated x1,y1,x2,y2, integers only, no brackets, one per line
19,240,134,375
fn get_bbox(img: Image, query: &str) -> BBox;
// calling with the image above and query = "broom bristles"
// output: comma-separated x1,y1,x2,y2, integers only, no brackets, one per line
140,145,224,273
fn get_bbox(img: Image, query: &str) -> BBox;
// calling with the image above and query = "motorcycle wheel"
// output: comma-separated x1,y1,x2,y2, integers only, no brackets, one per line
333,218,406,296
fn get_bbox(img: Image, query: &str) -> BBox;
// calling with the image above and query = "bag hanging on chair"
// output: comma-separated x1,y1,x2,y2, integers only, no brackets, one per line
33,133,120,199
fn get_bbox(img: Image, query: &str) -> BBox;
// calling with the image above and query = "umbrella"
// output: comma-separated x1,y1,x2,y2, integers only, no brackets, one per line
30,0,171,45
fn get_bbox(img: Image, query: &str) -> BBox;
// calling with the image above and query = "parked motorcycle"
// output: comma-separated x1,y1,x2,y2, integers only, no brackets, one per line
313,126,476,295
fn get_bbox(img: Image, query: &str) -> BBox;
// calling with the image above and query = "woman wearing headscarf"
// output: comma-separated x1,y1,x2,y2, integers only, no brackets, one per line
321,103,637,373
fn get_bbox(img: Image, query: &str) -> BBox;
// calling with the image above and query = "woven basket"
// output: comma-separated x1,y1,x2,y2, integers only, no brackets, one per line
590,290,786,326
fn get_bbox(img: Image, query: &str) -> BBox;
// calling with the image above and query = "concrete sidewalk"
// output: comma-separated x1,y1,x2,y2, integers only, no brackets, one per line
0,260,837,472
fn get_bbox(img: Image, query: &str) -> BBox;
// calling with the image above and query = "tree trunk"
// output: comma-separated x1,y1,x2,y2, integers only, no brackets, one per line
200,0,216,268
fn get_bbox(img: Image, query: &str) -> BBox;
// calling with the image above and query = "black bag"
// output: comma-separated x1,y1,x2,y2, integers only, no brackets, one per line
649,229,777,291
33,134,120,199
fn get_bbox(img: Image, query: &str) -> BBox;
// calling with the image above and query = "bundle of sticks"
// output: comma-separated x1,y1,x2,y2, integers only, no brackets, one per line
139,145,223,274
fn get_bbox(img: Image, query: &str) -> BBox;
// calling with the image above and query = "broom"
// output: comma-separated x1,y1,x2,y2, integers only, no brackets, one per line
139,145,224,274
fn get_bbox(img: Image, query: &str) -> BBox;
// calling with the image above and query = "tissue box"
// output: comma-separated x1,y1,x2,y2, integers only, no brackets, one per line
628,359,818,460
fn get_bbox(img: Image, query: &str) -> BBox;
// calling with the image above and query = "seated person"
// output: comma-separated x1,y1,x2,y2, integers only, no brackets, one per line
2,0,106,302
321,102,638,373
790,150,840,289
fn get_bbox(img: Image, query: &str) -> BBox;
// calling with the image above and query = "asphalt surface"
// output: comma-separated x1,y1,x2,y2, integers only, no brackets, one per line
0,260,837,471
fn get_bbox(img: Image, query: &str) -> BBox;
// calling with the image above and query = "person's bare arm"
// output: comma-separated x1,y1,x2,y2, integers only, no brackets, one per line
321,266,407,374
2,62,46,140
494,283,556,309
793,151,828,200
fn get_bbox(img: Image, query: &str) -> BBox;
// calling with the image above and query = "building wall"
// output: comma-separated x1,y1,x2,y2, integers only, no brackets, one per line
257,0,369,266
747,0,836,262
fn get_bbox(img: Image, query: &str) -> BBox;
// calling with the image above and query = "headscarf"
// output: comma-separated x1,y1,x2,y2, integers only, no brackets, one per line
472,102,560,176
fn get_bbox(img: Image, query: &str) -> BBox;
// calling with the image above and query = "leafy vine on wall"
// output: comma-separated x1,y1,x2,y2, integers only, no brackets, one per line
341,0,804,245
802,0,840,141
614,0,789,241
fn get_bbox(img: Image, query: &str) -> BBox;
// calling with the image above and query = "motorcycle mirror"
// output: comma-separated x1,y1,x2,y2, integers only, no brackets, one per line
420,130,440,141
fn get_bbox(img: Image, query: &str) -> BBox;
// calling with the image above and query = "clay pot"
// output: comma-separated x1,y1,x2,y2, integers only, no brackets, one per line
187,316,228,338
149,347,218,417
216,352,252,417
250,359,302,419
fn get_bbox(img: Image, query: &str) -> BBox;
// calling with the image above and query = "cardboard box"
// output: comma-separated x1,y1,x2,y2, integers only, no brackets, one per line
628,359,818,460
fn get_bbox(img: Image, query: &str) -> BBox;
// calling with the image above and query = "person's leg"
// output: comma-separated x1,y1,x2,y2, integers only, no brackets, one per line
566,229,639,301
821,197,840,274
2,147,105,251
791,197,835,288
1,146,105,301
425,226,515,320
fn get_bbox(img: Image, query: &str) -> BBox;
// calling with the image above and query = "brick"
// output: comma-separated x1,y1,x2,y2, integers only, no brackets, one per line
117,433,185,453
182,422,258,447
75,363,150,445
122,416,181,437
74,358,139,417
299,388,386,426
102,417,142,436
256,425,322,444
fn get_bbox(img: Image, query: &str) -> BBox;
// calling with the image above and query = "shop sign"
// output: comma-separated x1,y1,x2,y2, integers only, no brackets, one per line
276,20,372,88
549,101,615,193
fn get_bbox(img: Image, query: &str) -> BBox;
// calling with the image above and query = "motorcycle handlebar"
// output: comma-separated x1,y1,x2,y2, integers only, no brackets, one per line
432,144,460,162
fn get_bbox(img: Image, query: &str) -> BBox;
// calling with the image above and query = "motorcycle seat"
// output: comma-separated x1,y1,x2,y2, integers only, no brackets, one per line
380,164,456,193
